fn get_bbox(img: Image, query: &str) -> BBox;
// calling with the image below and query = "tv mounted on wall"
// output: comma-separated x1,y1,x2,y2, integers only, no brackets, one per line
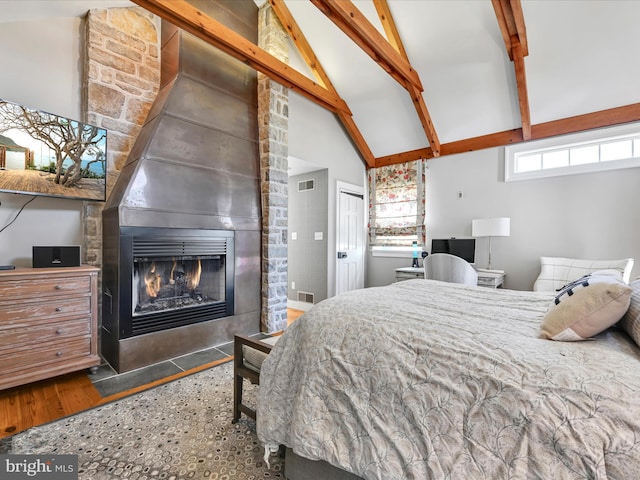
431,238,476,264
0,98,107,202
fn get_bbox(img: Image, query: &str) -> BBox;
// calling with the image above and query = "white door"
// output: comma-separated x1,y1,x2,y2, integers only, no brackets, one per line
336,184,364,295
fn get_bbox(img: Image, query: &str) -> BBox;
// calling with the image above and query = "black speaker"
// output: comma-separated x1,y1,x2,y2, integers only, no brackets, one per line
32,246,81,268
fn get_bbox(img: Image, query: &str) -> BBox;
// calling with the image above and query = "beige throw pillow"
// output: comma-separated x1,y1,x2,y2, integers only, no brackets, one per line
540,270,632,341
618,278,640,347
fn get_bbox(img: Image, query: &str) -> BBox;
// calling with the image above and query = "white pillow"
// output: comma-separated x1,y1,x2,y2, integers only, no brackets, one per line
533,257,634,292
540,270,632,341
618,278,640,348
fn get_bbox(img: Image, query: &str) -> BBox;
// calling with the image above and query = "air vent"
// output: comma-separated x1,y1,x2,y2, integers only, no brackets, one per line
297,291,315,304
132,237,227,257
298,179,315,192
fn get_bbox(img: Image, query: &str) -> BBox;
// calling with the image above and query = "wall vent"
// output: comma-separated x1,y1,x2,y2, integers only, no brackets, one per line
298,179,315,192
297,291,315,303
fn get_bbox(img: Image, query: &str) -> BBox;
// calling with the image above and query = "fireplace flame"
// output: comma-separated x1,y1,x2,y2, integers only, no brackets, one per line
186,259,202,290
141,258,202,300
144,263,162,298
169,260,177,285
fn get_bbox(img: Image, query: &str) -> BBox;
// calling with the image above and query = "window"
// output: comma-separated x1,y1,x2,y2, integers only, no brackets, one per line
505,122,640,182
368,159,425,248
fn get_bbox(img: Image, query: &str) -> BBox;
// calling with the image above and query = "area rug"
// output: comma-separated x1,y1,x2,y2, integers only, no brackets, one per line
3,362,284,479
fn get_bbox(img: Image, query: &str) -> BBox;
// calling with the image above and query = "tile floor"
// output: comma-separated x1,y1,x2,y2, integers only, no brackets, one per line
89,332,273,397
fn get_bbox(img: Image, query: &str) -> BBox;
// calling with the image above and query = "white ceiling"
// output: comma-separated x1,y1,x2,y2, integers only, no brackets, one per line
283,0,640,159
4,0,640,164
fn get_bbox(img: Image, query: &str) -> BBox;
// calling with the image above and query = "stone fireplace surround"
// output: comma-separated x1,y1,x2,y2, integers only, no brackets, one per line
85,1,289,372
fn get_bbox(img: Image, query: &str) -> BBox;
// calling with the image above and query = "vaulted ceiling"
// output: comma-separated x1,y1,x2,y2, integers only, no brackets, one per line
5,0,640,169
131,0,640,169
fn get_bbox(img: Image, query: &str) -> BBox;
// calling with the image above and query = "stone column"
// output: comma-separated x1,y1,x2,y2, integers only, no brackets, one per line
258,4,289,333
83,7,160,267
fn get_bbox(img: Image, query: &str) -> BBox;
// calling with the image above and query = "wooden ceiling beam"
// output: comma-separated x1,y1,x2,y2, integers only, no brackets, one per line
310,0,423,92
373,0,441,156
375,102,640,167
531,102,640,139
509,0,529,56
492,0,531,139
268,0,375,168
130,0,350,115
373,0,408,59
511,38,531,140
268,0,330,90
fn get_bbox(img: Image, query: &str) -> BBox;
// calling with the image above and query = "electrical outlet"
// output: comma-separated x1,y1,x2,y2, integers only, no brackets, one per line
291,281,296,290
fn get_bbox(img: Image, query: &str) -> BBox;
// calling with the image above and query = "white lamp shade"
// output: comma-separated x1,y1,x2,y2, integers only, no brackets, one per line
472,217,510,237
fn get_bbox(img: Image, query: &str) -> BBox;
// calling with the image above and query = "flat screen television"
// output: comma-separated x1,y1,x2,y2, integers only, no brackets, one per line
431,238,476,264
0,98,107,202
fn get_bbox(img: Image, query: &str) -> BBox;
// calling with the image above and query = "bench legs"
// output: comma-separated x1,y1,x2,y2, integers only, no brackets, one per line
232,372,244,423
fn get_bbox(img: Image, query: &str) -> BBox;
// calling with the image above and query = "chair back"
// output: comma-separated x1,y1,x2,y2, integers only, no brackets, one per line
423,253,478,286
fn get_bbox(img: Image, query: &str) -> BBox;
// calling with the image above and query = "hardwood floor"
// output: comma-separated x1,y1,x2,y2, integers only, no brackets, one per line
287,307,304,325
0,308,305,440
0,371,102,439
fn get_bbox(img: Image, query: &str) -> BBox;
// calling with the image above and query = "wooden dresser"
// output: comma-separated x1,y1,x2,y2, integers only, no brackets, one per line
0,265,101,390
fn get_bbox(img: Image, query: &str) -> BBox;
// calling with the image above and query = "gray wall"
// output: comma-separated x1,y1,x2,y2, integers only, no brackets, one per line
288,92,366,298
288,169,328,303
0,17,84,267
367,145,640,290
0,11,367,299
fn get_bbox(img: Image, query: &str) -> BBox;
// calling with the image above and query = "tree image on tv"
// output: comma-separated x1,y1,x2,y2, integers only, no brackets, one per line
0,99,107,200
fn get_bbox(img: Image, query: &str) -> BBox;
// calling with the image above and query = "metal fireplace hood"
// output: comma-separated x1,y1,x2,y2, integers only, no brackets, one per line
103,14,260,231
101,0,262,373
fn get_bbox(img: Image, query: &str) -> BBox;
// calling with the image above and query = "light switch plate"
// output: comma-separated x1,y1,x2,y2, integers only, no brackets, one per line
314,232,323,240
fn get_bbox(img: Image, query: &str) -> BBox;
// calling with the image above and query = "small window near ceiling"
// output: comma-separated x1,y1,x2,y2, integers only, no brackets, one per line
505,122,640,182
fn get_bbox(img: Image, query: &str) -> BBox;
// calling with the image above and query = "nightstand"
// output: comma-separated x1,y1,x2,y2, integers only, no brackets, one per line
394,267,424,282
476,270,505,288
394,266,505,288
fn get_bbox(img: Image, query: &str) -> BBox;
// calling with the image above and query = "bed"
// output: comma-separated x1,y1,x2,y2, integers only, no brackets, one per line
257,277,640,480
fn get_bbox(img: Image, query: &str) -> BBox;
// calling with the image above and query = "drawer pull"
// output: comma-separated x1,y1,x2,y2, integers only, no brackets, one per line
56,328,63,335
54,285,62,290
55,307,63,312
55,351,63,357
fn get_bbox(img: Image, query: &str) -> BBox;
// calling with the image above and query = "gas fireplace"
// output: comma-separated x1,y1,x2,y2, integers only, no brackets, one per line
113,227,234,339
134,257,219,316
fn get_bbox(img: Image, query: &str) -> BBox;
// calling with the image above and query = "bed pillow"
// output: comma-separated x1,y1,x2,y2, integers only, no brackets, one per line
618,278,640,347
533,257,634,291
540,270,632,341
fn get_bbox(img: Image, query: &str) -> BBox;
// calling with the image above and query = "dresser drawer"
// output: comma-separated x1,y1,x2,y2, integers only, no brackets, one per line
0,296,91,324
1,337,92,375
0,275,91,299
0,318,90,351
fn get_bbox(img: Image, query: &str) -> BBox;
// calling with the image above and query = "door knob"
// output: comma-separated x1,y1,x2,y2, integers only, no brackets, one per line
337,252,348,259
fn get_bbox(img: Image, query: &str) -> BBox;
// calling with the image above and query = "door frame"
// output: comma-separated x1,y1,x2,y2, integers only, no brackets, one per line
335,180,366,295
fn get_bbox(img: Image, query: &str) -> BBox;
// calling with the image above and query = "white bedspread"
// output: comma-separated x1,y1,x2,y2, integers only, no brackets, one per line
257,280,640,479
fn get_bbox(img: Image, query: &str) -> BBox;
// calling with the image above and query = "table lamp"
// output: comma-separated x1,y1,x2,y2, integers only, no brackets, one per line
471,217,510,272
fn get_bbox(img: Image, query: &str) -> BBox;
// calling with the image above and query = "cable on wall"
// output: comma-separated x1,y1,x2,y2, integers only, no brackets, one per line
0,195,37,233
